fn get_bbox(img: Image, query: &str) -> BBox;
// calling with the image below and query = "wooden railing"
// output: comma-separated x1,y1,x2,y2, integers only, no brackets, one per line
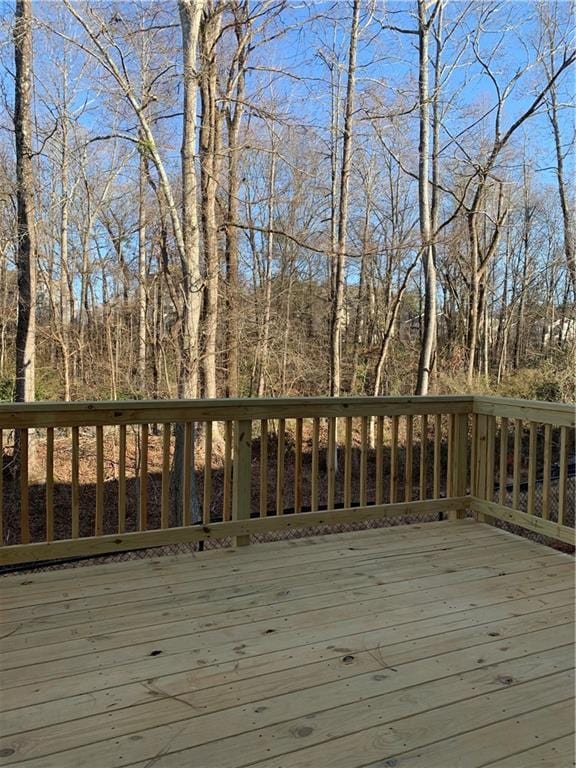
0,395,573,565
471,397,575,546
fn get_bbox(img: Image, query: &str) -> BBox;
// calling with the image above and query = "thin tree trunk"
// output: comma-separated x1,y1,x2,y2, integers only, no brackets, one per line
59,111,71,401
137,145,147,392
14,0,36,403
257,150,276,398
176,0,204,527
199,4,222,400
223,4,249,397
415,0,437,395
178,0,204,400
330,0,360,396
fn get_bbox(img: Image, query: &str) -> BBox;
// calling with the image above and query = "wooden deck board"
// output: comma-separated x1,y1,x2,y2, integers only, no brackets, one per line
0,521,573,768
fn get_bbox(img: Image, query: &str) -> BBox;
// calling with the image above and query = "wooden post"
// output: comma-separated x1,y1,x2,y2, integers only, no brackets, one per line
448,413,468,521
542,423,551,521
498,417,509,506
276,418,285,515
232,419,252,547
0,430,3,545
46,427,54,542
20,428,29,544
475,414,489,523
118,425,126,534
203,421,213,525
311,418,319,511
360,416,368,506
95,426,104,536
404,414,414,502
294,418,303,514
558,426,568,527
71,426,79,538
485,415,496,503
526,422,537,517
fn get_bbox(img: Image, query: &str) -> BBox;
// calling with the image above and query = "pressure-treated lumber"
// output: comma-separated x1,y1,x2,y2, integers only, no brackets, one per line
471,498,575,545
0,497,470,565
0,522,572,768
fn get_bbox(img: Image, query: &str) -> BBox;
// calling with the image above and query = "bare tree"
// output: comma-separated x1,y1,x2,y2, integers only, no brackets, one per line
330,0,360,396
199,1,223,400
13,0,36,403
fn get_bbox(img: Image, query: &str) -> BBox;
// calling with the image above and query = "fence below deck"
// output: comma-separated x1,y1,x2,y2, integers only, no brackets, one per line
0,395,574,566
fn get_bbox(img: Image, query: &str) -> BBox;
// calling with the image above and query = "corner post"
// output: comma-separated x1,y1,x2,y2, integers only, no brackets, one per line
474,413,490,523
232,419,252,546
448,412,469,521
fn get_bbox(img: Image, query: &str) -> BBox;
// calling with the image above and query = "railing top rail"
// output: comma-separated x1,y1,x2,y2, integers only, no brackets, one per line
0,395,474,429
473,396,576,427
0,394,574,429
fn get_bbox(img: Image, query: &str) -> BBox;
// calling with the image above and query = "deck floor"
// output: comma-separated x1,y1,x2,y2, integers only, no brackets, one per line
0,519,574,768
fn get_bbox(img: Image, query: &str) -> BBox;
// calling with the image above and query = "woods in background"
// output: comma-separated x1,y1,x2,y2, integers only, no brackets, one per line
1,0,575,404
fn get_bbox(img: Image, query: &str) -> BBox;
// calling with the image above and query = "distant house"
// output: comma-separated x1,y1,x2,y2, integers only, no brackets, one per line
543,315,576,347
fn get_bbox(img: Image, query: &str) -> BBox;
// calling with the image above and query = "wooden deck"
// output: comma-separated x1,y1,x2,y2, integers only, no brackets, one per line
0,519,574,768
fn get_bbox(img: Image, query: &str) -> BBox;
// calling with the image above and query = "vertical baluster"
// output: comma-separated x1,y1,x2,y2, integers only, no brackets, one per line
470,413,478,495
182,422,193,526
498,417,509,505
203,421,213,525
405,415,413,502
542,423,552,520
140,424,148,531
485,416,496,503
276,418,285,515
446,414,455,497
259,419,267,518
46,427,54,542
419,415,428,500
95,426,104,536
558,426,568,526
375,416,384,505
449,413,469,520
0,430,3,544
327,417,336,511
390,415,399,503
433,414,441,498
223,421,233,522
344,417,352,508
512,419,522,510
20,428,29,544
71,426,79,538
118,425,126,533
161,423,170,529
295,418,303,514
527,422,537,517
232,419,252,547
473,414,486,509
360,416,368,507
311,418,319,511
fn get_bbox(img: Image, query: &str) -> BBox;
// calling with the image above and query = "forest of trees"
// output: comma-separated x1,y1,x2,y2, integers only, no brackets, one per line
1,0,575,405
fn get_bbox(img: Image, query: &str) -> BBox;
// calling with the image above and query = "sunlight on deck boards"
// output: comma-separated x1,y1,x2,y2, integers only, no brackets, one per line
0,519,574,768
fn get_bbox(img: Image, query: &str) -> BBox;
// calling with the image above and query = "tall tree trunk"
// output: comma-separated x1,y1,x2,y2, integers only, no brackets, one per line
14,0,36,403
547,68,576,294
59,112,71,401
329,0,360,396
415,0,437,395
178,0,204,400
137,145,147,393
257,149,276,398
199,3,222,400
350,199,371,394
176,0,204,528
428,3,443,390
223,3,249,397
